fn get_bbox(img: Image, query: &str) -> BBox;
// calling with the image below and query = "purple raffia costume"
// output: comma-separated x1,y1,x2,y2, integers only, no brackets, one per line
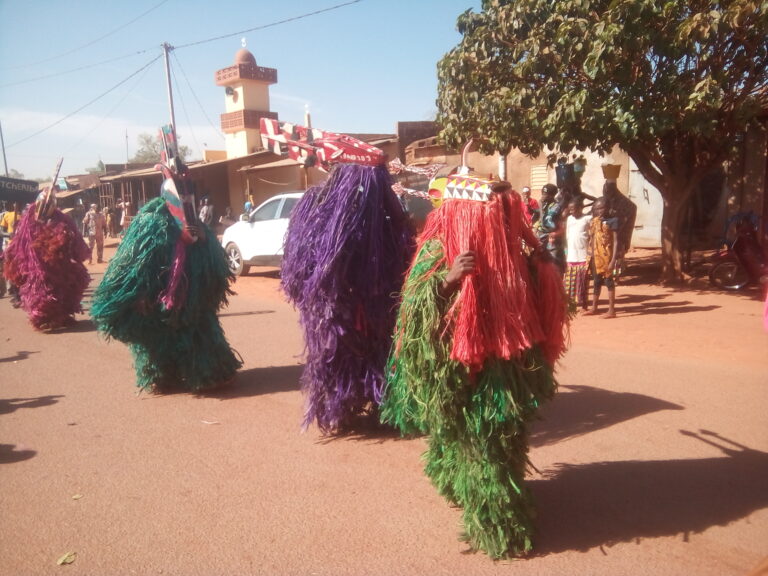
263,118,414,432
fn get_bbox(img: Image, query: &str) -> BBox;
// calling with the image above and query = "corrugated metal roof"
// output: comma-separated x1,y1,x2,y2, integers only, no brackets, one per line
100,151,273,181
237,158,301,172
100,166,162,182
56,189,87,199
189,150,270,170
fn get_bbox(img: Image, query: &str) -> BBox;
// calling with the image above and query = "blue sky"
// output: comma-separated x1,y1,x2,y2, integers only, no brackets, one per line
0,0,482,180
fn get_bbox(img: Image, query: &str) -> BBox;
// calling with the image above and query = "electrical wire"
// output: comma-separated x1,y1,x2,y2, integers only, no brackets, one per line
1,1,363,88
63,55,158,157
0,0,170,71
2,1,364,157
175,0,363,49
171,51,225,143
7,54,163,149
168,60,203,158
0,51,155,89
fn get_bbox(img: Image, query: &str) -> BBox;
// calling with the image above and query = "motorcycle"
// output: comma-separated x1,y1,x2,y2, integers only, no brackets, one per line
709,213,767,291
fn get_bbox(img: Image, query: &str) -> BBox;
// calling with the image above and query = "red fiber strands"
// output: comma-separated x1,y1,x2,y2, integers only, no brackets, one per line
534,258,570,364
420,196,548,372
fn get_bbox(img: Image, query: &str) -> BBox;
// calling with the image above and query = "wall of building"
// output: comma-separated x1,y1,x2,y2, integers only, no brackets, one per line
395,122,438,160
225,129,262,159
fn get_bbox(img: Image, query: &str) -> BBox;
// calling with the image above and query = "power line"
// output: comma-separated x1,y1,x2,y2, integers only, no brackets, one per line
169,57,203,157
171,51,225,144
0,1,364,88
63,56,158,158
175,0,363,49
0,0,171,71
7,55,163,149
0,51,154,89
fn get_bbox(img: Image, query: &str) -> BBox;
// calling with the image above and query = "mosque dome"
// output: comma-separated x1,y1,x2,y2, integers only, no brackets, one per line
234,49,257,66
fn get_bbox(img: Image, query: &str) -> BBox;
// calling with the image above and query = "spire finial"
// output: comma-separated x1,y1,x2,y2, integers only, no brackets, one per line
241,37,247,48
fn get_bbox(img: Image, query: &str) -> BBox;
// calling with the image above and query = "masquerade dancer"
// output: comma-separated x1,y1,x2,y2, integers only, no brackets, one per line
3,159,90,330
381,172,570,558
91,126,241,392
262,118,414,433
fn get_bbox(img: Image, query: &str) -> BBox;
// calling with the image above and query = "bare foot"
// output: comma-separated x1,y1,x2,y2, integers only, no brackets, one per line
582,309,598,316
603,311,616,319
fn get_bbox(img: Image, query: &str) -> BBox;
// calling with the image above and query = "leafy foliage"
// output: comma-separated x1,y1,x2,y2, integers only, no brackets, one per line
86,159,105,174
130,133,190,164
437,0,768,278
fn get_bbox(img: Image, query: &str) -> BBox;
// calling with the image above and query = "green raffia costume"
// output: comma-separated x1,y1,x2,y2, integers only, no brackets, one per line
91,197,241,392
381,194,568,558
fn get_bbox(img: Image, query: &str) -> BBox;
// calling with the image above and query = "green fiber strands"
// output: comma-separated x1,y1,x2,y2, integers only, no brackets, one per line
91,197,241,392
381,240,557,558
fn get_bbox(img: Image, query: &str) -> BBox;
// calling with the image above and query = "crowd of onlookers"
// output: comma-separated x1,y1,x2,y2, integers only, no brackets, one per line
2,177,638,317
522,179,637,318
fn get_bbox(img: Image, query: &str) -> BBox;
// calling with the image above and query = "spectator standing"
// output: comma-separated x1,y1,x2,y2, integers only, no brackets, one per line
1,202,22,302
198,197,214,227
534,184,565,271
82,203,107,264
118,200,132,236
105,207,116,238
603,180,637,259
586,197,618,318
565,197,591,310
0,201,22,249
521,186,540,225
240,201,252,221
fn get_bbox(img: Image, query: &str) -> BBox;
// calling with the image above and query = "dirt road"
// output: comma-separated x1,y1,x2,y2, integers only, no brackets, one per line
1,245,766,575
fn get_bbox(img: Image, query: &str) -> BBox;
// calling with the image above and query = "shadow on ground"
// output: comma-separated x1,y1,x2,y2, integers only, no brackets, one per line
315,414,406,445
610,292,722,314
0,350,39,363
49,318,97,334
531,430,768,554
0,444,36,464
237,268,281,280
207,364,304,399
0,395,64,415
219,309,275,318
532,385,684,447
621,249,765,302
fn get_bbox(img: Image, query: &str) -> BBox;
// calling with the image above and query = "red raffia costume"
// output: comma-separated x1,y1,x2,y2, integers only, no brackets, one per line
381,175,570,558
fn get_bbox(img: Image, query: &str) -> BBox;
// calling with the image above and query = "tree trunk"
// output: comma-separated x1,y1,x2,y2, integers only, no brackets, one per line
659,186,695,283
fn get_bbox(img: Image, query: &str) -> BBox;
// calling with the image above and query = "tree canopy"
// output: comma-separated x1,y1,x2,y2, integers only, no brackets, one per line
86,159,105,174
130,133,190,164
436,0,768,279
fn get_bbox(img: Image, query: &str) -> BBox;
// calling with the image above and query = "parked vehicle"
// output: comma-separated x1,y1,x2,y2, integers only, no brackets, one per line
221,192,303,276
709,212,767,291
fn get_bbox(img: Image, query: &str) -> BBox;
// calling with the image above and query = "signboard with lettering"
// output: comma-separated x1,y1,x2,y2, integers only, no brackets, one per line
0,176,39,204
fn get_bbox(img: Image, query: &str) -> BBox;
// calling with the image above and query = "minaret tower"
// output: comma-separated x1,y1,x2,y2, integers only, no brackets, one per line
215,40,278,159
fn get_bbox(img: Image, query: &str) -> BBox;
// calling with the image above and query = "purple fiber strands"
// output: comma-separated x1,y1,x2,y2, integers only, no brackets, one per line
281,163,414,433
159,237,188,310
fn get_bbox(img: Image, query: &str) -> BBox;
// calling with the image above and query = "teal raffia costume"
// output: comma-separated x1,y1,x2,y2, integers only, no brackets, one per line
91,131,241,392
381,185,569,558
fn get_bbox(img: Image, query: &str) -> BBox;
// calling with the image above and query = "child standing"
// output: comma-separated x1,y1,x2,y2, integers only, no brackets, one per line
565,198,591,310
586,197,618,318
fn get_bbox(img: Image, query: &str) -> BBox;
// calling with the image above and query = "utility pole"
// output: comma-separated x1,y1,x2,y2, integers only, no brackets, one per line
0,120,8,176
161,43,177,133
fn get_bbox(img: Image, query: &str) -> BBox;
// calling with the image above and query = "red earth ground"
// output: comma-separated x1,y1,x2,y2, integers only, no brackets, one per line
1,242,766,575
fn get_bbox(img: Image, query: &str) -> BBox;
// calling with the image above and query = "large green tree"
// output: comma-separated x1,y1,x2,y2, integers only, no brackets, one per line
437,0,768,281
